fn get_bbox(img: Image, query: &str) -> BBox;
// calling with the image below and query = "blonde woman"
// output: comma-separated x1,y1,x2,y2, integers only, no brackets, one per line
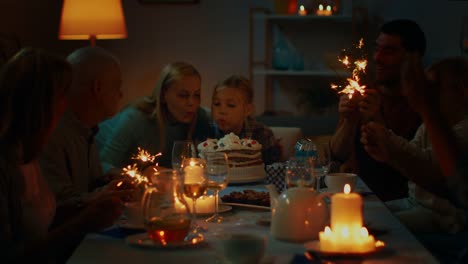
97,62,211,172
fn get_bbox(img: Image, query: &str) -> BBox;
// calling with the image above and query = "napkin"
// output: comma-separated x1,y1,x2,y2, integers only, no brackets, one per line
266,162,285,193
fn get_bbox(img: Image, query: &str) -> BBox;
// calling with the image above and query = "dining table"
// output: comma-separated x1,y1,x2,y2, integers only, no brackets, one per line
67,179,438,264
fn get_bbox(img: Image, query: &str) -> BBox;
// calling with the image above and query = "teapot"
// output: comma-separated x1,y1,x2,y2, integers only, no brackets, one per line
267,184,329,243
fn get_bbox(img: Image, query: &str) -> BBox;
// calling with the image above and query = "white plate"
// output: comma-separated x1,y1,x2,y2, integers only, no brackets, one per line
126,233,206,249
196,205,232,215
220,202,270,211
304,240,386,257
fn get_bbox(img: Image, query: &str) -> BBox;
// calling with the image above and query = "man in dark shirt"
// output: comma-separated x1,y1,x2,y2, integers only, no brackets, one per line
329,19,426,201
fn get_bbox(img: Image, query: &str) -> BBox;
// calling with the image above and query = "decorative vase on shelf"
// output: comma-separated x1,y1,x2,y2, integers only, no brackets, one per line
272,40,291,70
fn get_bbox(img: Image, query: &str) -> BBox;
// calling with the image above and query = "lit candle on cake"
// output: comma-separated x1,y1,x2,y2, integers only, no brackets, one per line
318,184,384,253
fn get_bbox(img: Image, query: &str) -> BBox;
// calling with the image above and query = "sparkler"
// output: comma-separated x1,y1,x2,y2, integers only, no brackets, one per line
131,147,161,163
122,147,162,185
331,38,368,99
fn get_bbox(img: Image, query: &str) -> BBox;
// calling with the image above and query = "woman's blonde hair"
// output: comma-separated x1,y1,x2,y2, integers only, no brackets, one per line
134,61,201,145
0,48,72,162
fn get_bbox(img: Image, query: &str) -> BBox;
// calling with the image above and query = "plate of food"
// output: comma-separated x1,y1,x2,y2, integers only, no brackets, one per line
221,189,270,208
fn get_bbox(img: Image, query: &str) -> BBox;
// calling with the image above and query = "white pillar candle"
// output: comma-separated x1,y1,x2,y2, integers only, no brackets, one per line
184,195,215,214
318,184,382,253
330,185,363,236
184,165,204,183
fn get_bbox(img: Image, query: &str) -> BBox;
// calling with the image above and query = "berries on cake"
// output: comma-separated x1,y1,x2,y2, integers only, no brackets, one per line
198,133,266,183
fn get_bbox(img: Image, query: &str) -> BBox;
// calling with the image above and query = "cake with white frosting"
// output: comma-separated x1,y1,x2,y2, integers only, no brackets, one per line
198,133,266,183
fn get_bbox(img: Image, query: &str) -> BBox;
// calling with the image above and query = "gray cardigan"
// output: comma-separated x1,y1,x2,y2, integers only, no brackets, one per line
97,106,211,172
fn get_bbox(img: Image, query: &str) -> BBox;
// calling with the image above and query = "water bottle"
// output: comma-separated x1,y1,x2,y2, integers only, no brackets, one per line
294,138,317,159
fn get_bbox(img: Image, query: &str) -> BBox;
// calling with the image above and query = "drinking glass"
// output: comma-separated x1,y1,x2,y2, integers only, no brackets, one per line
313,143,331,192
181,157,207,242
204,152,229,223
285,157,314,189
172,140,196,171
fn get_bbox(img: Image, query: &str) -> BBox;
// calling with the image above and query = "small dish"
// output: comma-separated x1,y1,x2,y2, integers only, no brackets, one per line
304,240,386,257
126,233,206,249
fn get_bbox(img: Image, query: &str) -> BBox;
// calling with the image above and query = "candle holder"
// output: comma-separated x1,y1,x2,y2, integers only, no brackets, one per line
311,184,385,255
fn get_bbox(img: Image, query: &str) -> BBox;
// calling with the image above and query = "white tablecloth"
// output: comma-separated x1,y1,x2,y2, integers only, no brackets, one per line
67,181,438,264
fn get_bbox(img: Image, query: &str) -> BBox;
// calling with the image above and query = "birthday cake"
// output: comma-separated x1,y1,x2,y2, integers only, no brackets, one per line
197,133,266,183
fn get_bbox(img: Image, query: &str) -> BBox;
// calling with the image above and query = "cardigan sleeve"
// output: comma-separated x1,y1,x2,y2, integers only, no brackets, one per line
99,108,142,173
386,125,441,186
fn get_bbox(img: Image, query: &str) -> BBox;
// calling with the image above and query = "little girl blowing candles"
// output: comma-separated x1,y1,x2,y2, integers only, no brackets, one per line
211,75,280,165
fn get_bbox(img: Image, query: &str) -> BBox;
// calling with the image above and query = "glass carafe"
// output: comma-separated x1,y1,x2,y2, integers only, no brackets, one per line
142,169,191,245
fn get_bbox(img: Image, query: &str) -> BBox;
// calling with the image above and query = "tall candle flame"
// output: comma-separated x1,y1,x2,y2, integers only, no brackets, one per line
344,184,351,194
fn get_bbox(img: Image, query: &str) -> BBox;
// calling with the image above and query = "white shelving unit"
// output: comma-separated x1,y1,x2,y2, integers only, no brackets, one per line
249,9,355,114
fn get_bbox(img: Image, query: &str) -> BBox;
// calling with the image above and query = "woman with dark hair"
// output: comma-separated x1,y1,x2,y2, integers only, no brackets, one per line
0,48,124,262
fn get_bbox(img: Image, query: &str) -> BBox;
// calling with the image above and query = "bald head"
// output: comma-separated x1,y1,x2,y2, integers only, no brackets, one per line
66,46,123,125
67,46,120,88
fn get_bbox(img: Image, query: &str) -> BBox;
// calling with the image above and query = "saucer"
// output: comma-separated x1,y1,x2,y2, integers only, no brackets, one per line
196,205,232,216
304,240,386,257
126,233,206,249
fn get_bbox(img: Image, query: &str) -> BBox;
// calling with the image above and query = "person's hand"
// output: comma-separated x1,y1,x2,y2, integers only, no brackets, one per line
104,168,125,181
338,94,360,121
85,179,136,204
360,121,391,163
359,89,383,123
78,195,124,232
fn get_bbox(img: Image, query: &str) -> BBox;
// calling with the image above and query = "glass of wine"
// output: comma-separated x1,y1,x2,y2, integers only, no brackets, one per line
172,140,196,171
204,152,229,223
181,157,207,242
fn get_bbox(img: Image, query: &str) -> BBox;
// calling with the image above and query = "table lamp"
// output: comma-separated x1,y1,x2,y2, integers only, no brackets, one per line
58,0,127,46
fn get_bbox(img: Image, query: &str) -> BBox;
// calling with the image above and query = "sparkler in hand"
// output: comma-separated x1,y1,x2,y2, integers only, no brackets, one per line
122,147,162,186
331,38,368,99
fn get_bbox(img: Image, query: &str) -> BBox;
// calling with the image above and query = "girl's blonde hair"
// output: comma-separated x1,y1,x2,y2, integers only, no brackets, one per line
212,75,253,104
134,61,201,146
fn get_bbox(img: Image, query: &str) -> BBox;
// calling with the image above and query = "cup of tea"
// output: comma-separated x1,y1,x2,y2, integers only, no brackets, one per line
221,233,266,264
325,173,357,193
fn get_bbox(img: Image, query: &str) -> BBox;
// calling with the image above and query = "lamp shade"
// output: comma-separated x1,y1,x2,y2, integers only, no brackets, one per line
59,0,127,41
